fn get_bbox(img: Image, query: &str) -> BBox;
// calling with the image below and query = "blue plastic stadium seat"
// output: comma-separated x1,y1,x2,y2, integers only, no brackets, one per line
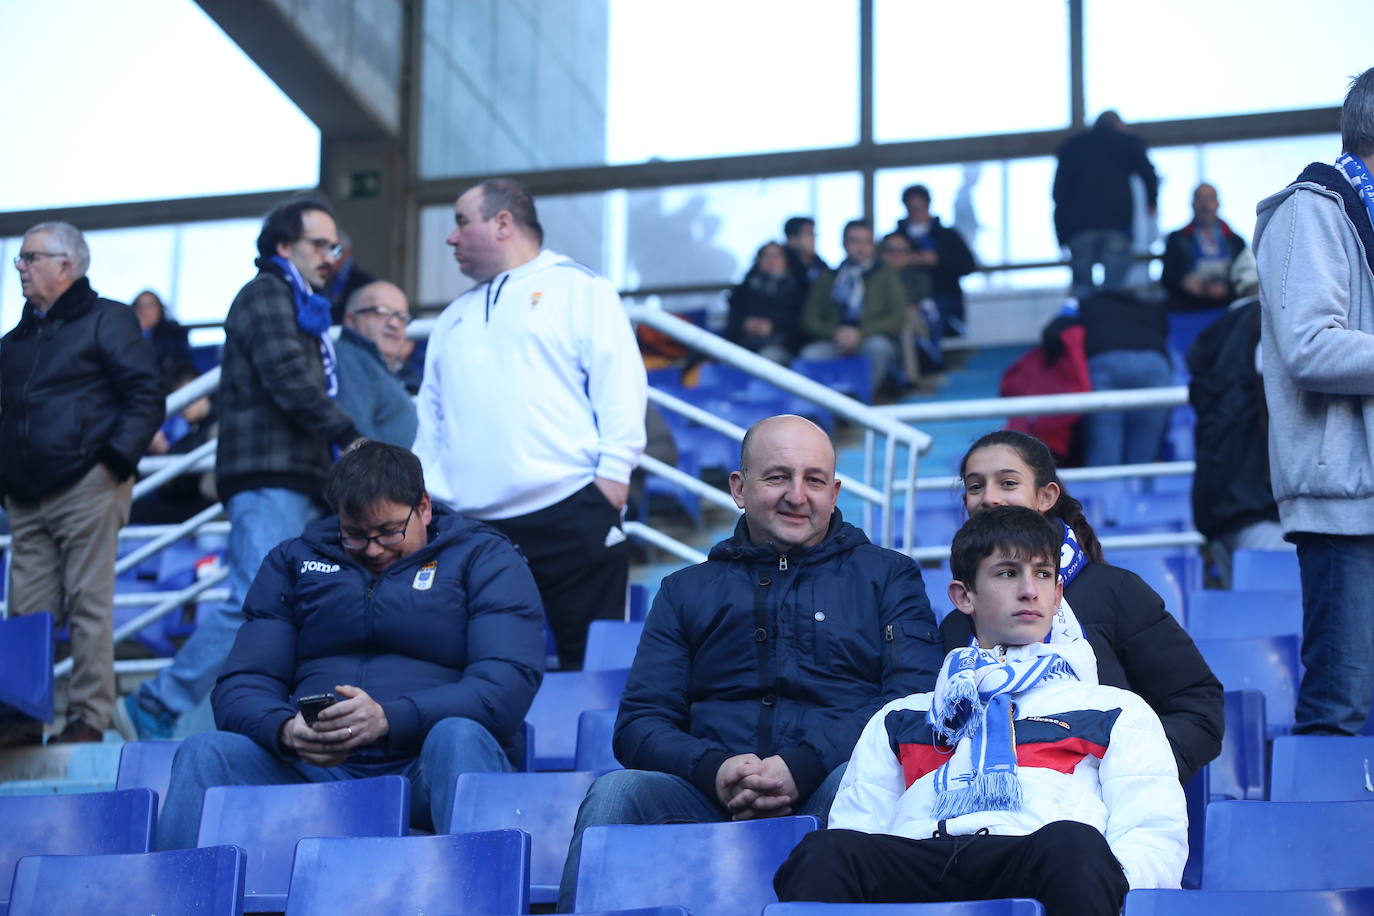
1125,887,1374,916
0,611,54,721
7,845,245,916
1269,735,1374,802
196,774,409,912
526,669,629,770
284,830,529,916
1185,589,1302,639
448,771,598,905
764,902,1045,914
575,816,820,915
116,740,183,816
1193,635,1300,738
791,356,873,404
0,788,157,911
629,584,649,622
1110,550,1189,625
560,910,691,916
584,621,645,671
1202,800,1374,890
1230,549,1300,591
575,709,622,772
1211,689,1268,801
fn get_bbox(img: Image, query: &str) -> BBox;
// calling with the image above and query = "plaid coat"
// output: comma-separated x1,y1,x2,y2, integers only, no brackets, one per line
214,262,360,501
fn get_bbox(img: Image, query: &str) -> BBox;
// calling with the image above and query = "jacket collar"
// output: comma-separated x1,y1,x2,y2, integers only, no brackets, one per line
337,325,386,366
1288,162,1374,278
709,509,867,565
21,276,96,328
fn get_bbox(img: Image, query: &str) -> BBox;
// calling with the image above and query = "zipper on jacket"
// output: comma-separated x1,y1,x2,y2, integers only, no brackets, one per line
484,274,510,324
778,556,788,571
884,623,896,672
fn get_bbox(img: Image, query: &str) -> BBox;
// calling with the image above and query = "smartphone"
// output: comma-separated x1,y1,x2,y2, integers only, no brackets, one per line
297,693,337,727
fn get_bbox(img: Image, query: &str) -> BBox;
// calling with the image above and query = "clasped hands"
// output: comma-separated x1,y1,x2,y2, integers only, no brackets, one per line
715,753,799,820
278,684,389,767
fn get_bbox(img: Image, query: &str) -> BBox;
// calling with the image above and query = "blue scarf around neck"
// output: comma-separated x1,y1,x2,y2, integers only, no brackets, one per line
1337,153,1374,233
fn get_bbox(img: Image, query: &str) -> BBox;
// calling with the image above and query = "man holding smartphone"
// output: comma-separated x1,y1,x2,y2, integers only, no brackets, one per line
156,441,546,847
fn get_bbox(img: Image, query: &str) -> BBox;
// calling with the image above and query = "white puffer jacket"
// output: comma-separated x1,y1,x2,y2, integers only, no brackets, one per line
829,642,1187,890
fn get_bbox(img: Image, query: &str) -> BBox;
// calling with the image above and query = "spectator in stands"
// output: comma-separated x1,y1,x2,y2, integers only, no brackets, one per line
559,415,944,911
800,220,906,394
783,216,830,299
156,442,544,848
415,178,646,670
1074,289,1173,466
879,231,940,378
894,184,978,338
132,362,217,526
132,290,192,391
1161,183,1249,312
117,197,362,741
774,507,1187,915
948,430,1223,781
1187,253,1292,586
0,221,163,746
335,280,418,447
325,229,377,324
1054,111,1159,298
1253,68,1374,736
725,241,805,363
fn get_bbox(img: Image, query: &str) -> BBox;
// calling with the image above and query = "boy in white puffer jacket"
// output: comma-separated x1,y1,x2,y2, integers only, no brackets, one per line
774,506,1186,915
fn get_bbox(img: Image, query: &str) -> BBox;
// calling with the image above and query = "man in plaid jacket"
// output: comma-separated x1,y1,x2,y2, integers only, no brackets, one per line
117,196,362,741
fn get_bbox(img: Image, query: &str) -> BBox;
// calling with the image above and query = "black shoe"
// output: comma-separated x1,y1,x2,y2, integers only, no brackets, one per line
0,719,44,750
50,720,103,743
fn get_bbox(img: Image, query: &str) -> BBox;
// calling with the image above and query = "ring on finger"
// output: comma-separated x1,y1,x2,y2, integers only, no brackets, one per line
347,726,354,738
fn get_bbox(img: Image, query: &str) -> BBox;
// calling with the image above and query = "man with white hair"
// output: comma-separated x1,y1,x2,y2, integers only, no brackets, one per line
0,222,163,745
335,280,418,446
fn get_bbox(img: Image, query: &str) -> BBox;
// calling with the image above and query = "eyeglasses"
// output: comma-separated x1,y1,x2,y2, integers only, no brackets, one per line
339,505,416,551
13,251,67,267
354,306,412,326
302,237,344,259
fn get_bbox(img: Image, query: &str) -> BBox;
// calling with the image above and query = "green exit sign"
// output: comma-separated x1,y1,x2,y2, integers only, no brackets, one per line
345,170,381,200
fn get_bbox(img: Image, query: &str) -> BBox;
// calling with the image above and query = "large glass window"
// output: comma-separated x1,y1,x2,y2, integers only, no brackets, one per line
419,0,858,179
1084,0,1363,123
0,0,319,211
417,174,862,307
873,0,1069,143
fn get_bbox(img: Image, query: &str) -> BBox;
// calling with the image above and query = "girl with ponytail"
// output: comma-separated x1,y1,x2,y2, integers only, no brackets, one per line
943,429,1222,783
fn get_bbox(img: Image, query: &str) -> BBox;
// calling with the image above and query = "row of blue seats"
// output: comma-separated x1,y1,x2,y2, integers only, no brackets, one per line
94,723,1374,909
2,785,1371,915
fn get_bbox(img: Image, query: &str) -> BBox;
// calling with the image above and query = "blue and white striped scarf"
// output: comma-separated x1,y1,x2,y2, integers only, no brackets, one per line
927,645,1083,819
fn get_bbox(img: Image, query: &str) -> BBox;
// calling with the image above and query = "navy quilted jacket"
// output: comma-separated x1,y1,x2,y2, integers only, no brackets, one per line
615,512,943,804
212,506,545,765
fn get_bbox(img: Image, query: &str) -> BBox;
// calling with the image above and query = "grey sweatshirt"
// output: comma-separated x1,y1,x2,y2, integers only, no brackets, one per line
1254,173,1374,536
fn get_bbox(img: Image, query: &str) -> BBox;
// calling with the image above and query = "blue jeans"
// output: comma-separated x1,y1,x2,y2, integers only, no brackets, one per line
557,764,847,912
1294,533,1374,735
157,717,511,849
1083,350,1172,467
135,488,320,720
1067,229,1132,299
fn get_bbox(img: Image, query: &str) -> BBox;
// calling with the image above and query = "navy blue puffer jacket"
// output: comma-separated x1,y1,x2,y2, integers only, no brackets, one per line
212,506,545,765
615,512,943,803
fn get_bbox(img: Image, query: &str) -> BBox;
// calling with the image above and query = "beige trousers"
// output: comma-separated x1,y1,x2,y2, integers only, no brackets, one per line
6,463,132,730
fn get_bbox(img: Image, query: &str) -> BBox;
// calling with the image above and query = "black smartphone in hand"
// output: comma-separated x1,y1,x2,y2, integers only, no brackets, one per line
297,693,337,727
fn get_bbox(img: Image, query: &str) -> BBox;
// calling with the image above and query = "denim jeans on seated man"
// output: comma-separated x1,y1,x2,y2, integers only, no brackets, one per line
556,764,847,912
798,333,898,394
1082,349,1173,467
1293,533,1374,736
157,716,510,849
1067,228,1132,299
124,488,321,734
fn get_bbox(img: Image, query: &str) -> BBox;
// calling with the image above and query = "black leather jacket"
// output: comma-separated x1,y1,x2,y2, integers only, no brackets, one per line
0,278,163,504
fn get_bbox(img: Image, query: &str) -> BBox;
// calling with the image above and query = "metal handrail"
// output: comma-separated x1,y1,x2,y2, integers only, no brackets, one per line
877,386,1190,421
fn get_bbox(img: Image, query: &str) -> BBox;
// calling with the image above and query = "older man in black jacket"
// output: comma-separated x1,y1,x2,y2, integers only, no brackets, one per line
1,221,163,745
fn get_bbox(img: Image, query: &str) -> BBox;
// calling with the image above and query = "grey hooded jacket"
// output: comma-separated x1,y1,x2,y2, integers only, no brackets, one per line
1253,162,1374,536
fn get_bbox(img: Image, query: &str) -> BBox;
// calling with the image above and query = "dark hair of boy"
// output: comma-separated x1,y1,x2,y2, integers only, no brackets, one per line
950,505,1063,589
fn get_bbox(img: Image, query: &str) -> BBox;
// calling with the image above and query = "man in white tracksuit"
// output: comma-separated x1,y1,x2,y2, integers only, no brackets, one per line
415,178,647,669
773,506,1186,915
